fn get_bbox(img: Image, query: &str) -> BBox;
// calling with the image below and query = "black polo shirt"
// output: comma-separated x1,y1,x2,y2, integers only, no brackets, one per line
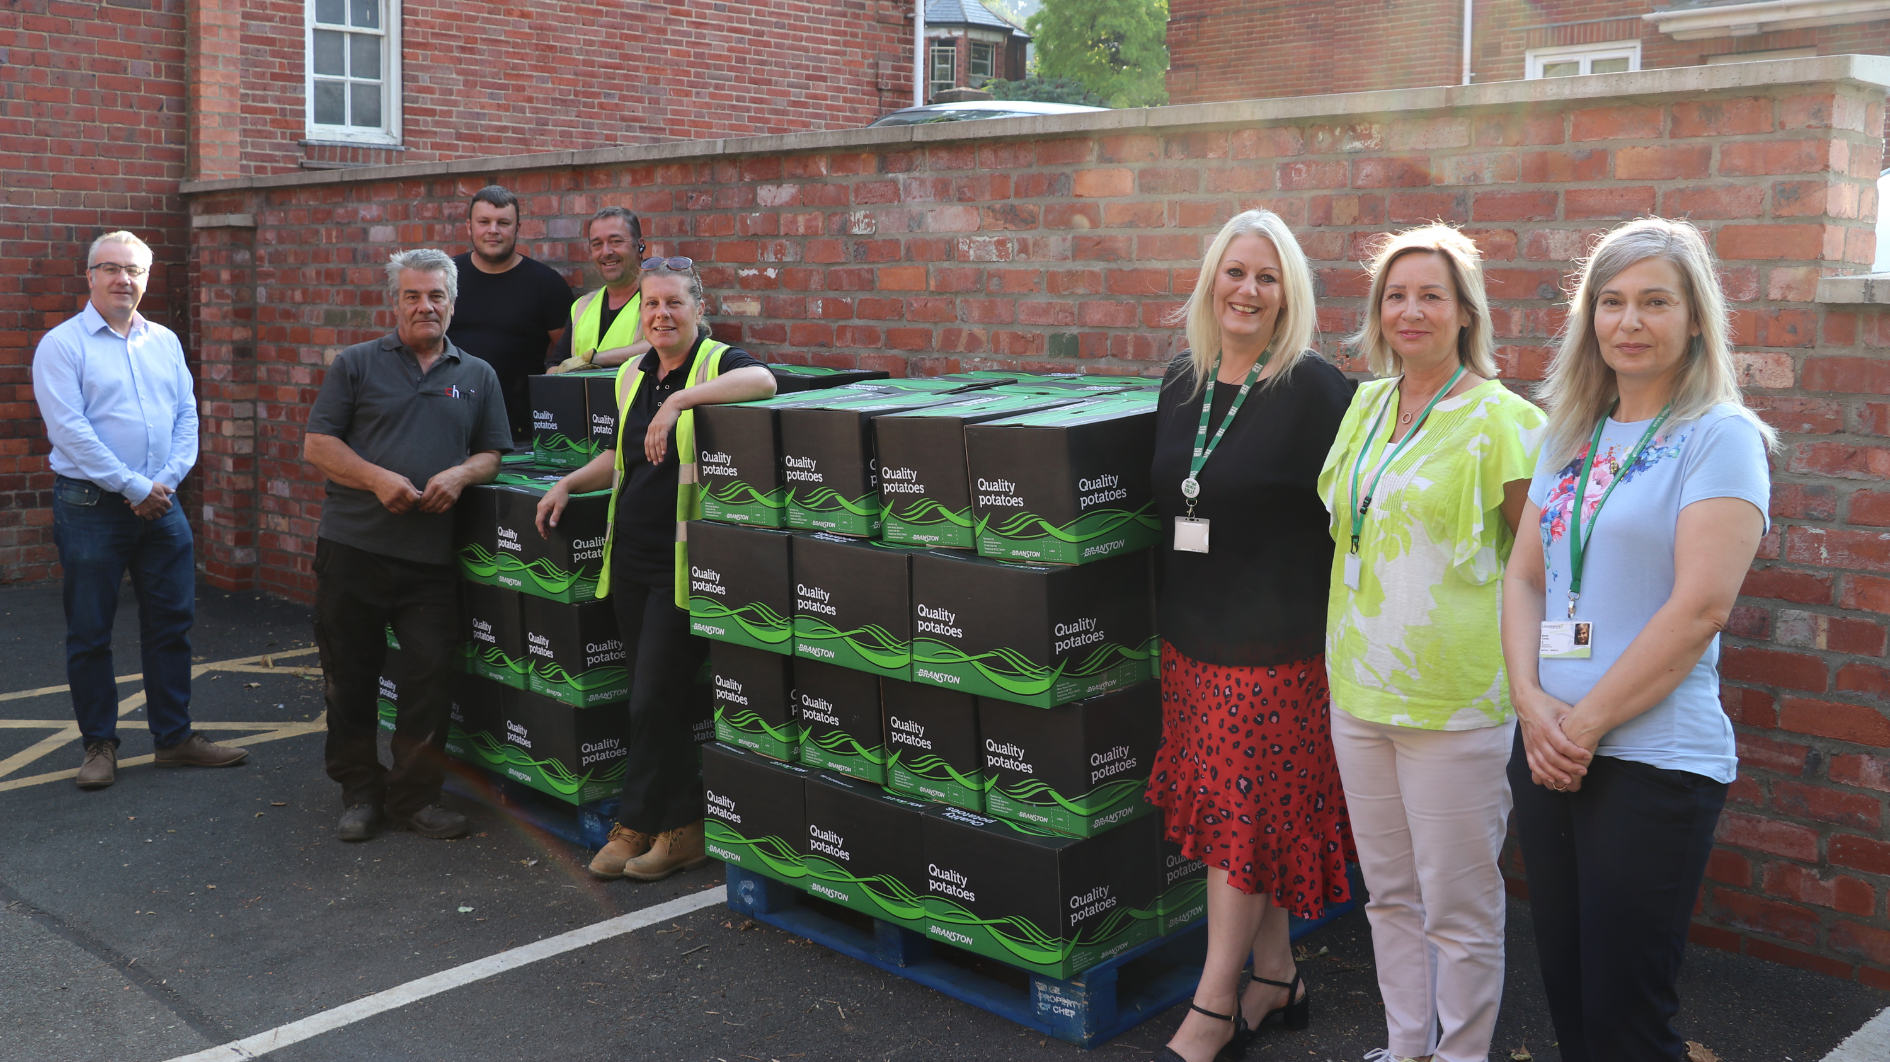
613,334,763,585
307,333,513,565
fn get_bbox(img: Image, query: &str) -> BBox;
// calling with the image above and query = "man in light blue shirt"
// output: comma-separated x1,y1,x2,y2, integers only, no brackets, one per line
33,230,250,790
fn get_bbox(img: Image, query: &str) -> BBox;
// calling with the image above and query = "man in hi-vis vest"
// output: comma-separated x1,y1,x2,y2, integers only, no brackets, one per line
547,206,653,373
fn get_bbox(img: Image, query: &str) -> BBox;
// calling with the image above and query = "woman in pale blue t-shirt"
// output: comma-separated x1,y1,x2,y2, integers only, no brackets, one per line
1499,217,1774,1062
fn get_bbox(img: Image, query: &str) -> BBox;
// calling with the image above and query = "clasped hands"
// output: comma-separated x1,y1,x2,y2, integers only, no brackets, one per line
375,466,471,515
1516,688,1598,794
132,482,173,520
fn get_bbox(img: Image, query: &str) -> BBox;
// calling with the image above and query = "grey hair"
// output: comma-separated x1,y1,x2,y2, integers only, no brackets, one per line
89,230,153,267
640,260,706,309
387,248,458,304
1173,208,1318,399
1350,223,1498,380
1539,216,1777,465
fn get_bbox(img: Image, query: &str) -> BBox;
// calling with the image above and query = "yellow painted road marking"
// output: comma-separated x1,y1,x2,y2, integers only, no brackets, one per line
0,718,327,793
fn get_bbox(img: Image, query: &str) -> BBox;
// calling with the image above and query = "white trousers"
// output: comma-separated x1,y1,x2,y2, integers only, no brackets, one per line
1331,709,1516,1062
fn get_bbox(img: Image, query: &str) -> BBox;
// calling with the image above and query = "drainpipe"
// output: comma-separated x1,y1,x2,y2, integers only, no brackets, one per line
1461,0,1473,85
915,1,927,106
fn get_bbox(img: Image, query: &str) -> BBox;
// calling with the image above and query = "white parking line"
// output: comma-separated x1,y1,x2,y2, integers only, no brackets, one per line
162,884,729,1062
1824,1006,1890,1062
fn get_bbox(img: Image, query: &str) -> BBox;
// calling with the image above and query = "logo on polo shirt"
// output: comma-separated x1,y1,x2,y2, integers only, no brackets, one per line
442,385,475,399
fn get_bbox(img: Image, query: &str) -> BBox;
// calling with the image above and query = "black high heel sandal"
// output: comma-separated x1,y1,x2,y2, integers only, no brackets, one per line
1245,968,1309,1031
1157,998,1252,1062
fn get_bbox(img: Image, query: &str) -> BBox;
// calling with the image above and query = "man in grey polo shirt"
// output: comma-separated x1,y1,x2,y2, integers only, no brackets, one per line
304,248,512,842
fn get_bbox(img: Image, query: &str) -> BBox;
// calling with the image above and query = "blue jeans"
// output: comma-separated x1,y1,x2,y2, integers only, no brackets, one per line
52,476,196,749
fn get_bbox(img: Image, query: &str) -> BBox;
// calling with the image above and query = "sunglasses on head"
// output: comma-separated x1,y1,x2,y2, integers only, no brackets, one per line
641,256,694,271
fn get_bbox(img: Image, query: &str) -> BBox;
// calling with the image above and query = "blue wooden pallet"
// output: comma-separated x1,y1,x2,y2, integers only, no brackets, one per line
724,862,1363,1049
441,760,617,851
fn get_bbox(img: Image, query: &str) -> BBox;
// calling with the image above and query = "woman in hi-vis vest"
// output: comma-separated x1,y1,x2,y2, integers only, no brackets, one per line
548,206,655,373
536,258,776,880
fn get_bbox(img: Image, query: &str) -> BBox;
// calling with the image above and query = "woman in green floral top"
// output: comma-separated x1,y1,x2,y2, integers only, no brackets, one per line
1316,225,1543,1062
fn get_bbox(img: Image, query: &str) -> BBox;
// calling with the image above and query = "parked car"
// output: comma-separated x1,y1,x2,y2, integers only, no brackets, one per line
867,100,1107,127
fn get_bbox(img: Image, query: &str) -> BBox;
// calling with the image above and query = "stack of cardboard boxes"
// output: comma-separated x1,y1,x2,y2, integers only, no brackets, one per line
691,370,1207,980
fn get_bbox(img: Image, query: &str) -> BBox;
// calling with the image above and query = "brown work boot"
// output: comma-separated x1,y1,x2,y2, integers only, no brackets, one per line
620,820,709,882
588,824,653,879
154,733,250,769
76,741,116,790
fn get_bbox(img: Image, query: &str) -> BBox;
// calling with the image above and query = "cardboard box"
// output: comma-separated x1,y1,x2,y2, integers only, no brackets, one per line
497,686,629,805
792,658,886,783
874,393,1081,550
454,485,501,586
919,806,1159,979
521,595,629,707
703,742,814,887
979,680,1160,837
1156,835,1208,935
446,671,506,765
493,484,610,603
965,400,1159,565
686,521,795,654
463,582,528,688
579,370,620,458
882,678,986,812
778,393,977,537
711,641,799,760
857,378,991,394
695,392,846,528
377,638,401,732
768,364,891,393
529,372,593,468
909,549,1154,708
803,771,934,930
791,532,921,680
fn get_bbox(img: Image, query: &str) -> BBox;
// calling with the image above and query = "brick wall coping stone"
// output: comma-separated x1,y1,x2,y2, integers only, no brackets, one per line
1817,274,1890,302
189,213,257,229
179,54,1890,197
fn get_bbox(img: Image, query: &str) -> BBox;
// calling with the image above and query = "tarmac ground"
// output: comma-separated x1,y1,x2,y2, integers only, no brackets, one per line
1,580,1884,1062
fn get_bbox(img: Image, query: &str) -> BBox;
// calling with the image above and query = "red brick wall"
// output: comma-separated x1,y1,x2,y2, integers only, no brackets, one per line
229,0,916,177
1167,0,1890,105
0,0,191,584
183,68,1890,981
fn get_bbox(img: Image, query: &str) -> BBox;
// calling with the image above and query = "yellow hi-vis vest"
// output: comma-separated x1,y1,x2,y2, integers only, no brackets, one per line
569,288,642,363
596,337,728,607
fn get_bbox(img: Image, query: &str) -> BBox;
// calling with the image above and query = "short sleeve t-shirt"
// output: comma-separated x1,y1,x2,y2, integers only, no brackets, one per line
1529,404,1771,783
447,254,574,433
1317,378,1546,730
612,335,764,586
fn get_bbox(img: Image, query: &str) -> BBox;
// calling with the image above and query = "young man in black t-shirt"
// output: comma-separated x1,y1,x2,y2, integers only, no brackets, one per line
446,185,576,441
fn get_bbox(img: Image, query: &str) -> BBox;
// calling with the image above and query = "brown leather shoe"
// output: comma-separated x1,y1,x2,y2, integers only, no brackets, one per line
588,823,654,879
76,742,116,790
620,820,709,882
153,733,250,769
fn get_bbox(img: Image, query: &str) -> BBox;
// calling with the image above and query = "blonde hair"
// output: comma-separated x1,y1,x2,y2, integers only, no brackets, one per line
1538,216,1777,465
1175,209,1318,398
1350,223,1497,379
88,230,152,267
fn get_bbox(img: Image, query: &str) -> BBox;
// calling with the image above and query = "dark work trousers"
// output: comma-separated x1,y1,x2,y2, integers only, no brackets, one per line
314,538,462,817
610,574,710,835
1508,735,1728,1062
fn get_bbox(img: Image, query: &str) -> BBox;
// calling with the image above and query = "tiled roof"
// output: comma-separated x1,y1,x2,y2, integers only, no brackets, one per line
926,0,1029,37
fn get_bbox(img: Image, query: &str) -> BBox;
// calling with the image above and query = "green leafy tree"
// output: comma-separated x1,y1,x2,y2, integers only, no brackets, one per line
1026,0,1168,108
984,75,1107,107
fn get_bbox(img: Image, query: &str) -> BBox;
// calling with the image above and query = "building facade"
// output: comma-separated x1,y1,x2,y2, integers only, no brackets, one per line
923,0,1030,102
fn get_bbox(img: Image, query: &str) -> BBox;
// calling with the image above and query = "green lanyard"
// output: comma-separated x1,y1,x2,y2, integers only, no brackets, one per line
1180,343,1273,515
1346,365,1466,554
1565,402,1672,617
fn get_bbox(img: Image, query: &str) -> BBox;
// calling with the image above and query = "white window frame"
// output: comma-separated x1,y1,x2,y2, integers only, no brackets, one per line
969,41,997,86
1526,40,1642,80
928,41,957,99
304,0,402,146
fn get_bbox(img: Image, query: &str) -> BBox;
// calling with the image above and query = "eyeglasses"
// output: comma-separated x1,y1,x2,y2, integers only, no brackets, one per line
641,256,694,271
89,263,148,279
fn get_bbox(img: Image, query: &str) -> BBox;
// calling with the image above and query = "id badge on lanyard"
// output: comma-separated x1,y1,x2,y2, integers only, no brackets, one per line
1177,347,1273,555
1174,516,1210,553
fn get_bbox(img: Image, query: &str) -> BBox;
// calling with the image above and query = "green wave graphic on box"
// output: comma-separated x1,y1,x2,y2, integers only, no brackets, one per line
802,856,928,922
376,697,396,729
532,661,629,693
459,545,599,599
705,819,806,880
975,505,1158,544
997,777,1145,816
456,729,626,797
1162,877,1208,913
458,543,501,581
790,486,878,518
795,618,910,668
479,645,531,683
888,751,989,792
922,892,1152,967
691,597,791,646
534,432,594,460
913,638,1062,695
704,479,786,510
807,729,886,765
714,705,801,744
882,497,973,529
